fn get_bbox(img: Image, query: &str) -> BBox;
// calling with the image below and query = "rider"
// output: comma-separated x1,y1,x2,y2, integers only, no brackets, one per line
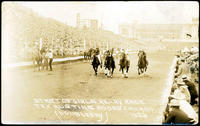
96,48,100,55
119,49,126,71
95,47,101,65
48,49,53,71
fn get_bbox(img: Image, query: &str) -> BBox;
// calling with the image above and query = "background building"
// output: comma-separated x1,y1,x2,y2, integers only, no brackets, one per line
76,13,98,30
118,18,199,41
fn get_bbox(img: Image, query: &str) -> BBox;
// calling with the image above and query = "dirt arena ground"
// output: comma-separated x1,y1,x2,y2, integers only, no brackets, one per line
2,51,177,124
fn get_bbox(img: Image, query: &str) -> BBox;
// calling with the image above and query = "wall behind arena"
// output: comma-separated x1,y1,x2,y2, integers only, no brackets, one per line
163,42,198,51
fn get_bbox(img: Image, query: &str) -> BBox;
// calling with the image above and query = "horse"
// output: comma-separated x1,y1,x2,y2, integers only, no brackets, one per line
42,50,49,70
32,47,43,71
137,51,148,75
84,48,96,61
119,53,130,78
91,53,101,75
84,51,89,60
104,51,116,78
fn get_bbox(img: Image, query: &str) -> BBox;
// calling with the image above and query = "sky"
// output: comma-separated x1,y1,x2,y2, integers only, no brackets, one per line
18,1,199,34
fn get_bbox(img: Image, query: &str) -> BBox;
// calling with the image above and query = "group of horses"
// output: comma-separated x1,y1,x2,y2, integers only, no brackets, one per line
84,48,148,78
31,46,49,71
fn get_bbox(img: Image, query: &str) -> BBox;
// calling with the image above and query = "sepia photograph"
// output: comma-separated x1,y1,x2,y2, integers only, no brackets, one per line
1,1,199,124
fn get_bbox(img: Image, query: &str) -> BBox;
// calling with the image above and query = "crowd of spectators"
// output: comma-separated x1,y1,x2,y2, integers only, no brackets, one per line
21,27,132,61
163,46,199,124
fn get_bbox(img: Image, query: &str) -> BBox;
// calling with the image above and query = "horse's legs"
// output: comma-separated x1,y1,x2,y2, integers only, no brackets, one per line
145,66,147,72
119,65,121,71
125,66,129,78
107,67,111,77
111,67,114,76
138,67,140,75
93,65,97,75
126,66,129,73
96,65,99,75
121,68,124,77
104,68,107,75
107,69,110,77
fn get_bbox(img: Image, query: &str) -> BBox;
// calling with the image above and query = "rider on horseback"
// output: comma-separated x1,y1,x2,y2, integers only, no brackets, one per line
96,48,100,55
104,50,115,77
138,49,148,66
119,49,127,71
92,50,100,75
137,49,148,75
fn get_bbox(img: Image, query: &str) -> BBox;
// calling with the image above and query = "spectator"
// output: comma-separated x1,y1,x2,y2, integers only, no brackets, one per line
48,49,53,71
169,80,191,103
178,99,198,123
182,74,198,105
164,99,195,124
174,58,190,79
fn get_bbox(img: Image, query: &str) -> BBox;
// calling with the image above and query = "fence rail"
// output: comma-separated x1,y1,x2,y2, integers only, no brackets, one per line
5,56,84,68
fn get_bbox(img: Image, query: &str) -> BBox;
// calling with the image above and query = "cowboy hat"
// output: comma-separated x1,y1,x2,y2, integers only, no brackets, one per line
169,92,185,100
182,74,189,80
168,99,180,106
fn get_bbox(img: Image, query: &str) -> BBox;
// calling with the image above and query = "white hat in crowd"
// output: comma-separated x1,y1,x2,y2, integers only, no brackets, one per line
176,78,185,85
191,46,198,52
182,74,189,81
182,47,189,53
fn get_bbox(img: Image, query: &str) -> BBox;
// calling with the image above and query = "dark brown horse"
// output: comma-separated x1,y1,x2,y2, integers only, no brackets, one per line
119,53,130,78
104,51,115,78
91,53,100,75
137,51,148,75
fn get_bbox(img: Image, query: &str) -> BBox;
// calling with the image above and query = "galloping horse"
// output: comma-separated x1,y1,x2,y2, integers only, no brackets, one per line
119,52,130,78
91,53,100,75
137,50,148,75
104,51,115,78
